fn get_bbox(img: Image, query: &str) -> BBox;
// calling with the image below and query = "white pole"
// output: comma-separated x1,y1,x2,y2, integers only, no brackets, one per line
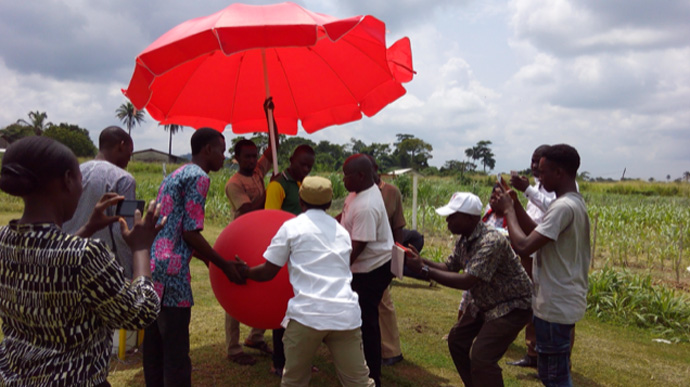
412,174,418,230
262,49,279,175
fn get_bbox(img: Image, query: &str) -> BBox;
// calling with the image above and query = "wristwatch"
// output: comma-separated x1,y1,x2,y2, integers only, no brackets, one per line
420,265,431,280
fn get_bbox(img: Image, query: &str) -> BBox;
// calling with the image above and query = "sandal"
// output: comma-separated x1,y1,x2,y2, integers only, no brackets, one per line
244,339,273,355
228,352,256,366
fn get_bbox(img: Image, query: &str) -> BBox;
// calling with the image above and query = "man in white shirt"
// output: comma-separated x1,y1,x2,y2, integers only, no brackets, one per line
243,176,374,387
494,144,590,387
340,154,394,387
507,144,555,367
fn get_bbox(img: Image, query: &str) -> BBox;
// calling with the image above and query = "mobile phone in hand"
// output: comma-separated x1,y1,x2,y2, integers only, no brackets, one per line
497,174,510,191
116,200,145,217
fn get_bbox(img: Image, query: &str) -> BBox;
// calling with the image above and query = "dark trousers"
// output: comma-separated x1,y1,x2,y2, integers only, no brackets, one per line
273,328,286,369
534,316,575,387
143,307,192,387
448,307,532,387
351,261,393,387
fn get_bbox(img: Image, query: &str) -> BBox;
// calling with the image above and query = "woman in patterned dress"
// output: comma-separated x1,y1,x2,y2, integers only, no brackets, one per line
0,136,164,386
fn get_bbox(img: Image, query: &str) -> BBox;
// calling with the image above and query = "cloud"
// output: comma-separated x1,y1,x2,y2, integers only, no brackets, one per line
1,0,688,181
510,0,690,56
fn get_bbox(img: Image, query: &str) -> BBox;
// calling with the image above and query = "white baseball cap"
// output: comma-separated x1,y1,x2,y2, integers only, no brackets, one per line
435,192,483,216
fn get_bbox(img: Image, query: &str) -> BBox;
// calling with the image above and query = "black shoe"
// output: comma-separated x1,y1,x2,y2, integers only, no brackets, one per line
382,354,404,366
507,355,537,368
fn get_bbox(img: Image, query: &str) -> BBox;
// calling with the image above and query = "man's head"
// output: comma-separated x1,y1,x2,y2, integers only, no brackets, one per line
364,154,381,184
538,144,580,192
531,144,550,178
435,192,483,237
342,154,375,193
234,139,258,174
191,128,226,172
299,176,333,211
98,126,133,169
489,184,504,215
288,144,315,183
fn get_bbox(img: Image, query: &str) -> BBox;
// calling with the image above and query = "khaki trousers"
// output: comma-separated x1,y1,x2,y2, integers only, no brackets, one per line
224,312,266,356
378,287,402,358
281,320,375,387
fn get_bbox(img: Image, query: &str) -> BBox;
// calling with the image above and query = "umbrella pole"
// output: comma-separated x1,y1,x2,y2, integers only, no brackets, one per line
263,49,279,176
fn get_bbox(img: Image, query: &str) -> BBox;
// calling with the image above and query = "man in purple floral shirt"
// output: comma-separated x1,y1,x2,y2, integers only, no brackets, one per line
143,128,245,387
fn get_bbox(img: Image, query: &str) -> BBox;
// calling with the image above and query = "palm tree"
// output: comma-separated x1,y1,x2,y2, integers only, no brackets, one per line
163,124,183,162
16,110,52,136
115,102,146,136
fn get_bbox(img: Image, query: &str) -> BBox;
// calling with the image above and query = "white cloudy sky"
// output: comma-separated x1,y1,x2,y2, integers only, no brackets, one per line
1,0,688,180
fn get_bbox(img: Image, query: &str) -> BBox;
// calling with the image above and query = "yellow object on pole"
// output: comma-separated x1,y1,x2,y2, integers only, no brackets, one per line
137,329,145,347
118,329,127,360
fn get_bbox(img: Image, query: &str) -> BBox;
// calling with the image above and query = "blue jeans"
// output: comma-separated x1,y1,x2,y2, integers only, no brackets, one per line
533,316,574,387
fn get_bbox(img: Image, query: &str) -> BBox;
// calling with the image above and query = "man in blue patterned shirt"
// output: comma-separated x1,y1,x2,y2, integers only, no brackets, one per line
143,128,245,387
405,192,532,387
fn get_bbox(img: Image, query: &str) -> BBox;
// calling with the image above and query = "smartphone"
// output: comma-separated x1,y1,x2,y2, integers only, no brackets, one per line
116,200,145,217
498,174,510,191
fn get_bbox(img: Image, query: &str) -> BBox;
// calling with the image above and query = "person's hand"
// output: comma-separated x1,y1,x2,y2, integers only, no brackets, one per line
78,193,124,238
220,258,246,285
233,255,250,280
404,245,424,273
263,96,274,112
492,190,515,214
510,175,530,192
121,200,167,252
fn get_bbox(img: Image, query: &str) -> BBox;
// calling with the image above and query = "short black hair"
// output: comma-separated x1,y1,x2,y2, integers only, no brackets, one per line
191,128,224,155
300,198,331,211
99,126,132,150
542,144,580,177
533,144,550,159
292,144,315,158
0,136,78,197
234,139,257,158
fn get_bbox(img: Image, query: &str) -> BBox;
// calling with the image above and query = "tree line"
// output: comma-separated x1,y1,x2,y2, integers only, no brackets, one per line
1,106,498,177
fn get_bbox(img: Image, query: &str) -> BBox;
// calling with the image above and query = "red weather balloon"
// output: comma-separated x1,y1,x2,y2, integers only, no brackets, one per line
210,209,295,330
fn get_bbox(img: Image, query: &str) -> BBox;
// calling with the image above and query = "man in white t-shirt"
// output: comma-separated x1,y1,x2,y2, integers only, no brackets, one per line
507,144,555,367
242,176,374,386
339,154,394,387
494,144,590,387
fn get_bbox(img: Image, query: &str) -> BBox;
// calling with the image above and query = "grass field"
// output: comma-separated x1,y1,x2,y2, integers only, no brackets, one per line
1,161,689,386
100,225,690,387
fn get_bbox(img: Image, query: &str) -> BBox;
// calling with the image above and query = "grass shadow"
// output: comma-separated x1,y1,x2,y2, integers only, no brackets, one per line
109,337,454,386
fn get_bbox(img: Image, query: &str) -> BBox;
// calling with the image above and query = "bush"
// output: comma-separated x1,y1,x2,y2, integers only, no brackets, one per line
587,267,690,342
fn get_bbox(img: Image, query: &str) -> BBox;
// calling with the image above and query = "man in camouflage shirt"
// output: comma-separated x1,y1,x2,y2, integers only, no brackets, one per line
405,192,532,387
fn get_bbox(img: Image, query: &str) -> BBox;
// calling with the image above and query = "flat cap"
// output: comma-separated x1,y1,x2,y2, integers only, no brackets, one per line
299,176,333,206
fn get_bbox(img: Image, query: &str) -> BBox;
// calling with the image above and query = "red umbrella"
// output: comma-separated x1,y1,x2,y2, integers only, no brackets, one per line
122,2,414,137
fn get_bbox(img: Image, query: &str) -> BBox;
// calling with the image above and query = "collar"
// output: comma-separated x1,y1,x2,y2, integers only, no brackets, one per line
9,220,59,233
465,221,487,244
282,170,295,181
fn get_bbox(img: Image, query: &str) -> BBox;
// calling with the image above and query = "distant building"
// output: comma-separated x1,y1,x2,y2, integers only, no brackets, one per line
132,148,188,164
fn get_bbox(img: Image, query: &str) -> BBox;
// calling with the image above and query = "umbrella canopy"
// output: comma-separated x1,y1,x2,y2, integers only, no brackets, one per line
123,2,414,135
